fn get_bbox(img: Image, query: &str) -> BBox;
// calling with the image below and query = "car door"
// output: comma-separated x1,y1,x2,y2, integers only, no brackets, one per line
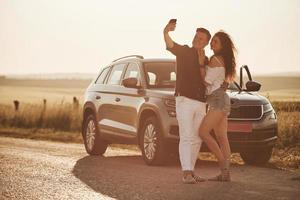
115,62,146,137
90,66,113,132
96,63,131,136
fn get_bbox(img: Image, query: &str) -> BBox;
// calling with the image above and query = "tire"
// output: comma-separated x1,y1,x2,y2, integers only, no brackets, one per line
139,116,167,165
240,147,273,165
82,114,108,155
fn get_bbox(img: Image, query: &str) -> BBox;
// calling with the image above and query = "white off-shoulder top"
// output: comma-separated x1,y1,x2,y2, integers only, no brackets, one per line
205,56,225,95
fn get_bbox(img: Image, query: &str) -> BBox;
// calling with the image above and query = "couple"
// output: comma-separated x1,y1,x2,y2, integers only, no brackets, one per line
163,20,236,184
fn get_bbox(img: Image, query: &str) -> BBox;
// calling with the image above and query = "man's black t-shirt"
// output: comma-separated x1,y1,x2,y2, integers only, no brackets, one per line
167,43,206,102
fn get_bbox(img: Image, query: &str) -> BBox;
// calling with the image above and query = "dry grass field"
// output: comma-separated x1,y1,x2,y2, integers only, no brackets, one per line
0,78,91,105
1,76,300,105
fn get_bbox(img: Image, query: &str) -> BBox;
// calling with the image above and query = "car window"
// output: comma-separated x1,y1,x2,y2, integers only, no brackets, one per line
143,62,176,88
106,63,126,85
170,72,176,81
228,82,240,91
147,72,156,85
124,63,139,79
95,67,110,84
123,62,141,86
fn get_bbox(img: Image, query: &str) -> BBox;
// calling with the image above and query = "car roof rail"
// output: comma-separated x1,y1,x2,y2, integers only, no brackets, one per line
112,55,144,62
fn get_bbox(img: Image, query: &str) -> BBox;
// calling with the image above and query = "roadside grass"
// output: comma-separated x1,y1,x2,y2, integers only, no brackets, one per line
272,101,300,112
1,101,299,147
0,127,82,143
276,111,300,148
0,103,82,132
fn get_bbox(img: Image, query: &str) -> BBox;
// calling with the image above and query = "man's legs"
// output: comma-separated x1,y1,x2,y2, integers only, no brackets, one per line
176,96,206,183
191,101,206,169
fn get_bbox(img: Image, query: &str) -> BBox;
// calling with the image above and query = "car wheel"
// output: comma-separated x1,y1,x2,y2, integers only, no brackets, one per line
139,116,166,165
82,114,108,155
240,147,273,165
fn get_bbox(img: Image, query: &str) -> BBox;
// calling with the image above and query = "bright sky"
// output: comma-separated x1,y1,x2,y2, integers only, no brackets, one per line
0,0,299,75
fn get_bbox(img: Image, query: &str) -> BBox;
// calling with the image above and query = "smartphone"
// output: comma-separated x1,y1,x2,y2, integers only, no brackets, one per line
169,19,177,24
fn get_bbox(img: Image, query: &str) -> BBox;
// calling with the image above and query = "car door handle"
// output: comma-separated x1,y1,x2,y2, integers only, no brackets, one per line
115,97,121,102
95,95,101,100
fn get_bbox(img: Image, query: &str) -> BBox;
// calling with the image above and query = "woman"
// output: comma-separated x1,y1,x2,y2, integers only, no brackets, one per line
198,31,236,181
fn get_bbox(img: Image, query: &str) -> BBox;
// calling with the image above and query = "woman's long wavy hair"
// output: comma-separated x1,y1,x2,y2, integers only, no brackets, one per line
214,31,237,81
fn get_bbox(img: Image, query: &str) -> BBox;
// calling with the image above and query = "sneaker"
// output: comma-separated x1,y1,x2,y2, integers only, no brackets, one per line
182,174,196,184
192,174,206,182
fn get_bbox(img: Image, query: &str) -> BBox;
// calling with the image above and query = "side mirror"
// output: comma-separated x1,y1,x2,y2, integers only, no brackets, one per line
245,81,261,92
239,65,261,92
122,77,140,89
239,65,253,88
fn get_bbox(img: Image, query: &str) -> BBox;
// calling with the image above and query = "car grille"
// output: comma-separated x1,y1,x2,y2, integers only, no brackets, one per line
228,105,263,120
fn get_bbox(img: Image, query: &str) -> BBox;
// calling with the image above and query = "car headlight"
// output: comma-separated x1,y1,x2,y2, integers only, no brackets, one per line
164,99,176,108
164,99,176,117
167,110,176,117
263,103,273,113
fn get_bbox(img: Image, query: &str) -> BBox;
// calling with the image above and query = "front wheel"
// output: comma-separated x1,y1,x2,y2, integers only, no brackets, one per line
240,147,273,165
82,114,108,155
139,116,167,165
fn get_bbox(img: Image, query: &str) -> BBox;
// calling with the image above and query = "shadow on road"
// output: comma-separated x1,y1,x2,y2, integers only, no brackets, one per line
72,155,231,200
72,154,300,200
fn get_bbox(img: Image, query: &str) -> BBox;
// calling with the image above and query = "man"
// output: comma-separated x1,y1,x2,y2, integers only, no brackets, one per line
164,20,211,184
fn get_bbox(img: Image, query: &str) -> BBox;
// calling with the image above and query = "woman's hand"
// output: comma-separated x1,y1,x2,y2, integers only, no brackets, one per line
220,81,229,90
203,81,210,87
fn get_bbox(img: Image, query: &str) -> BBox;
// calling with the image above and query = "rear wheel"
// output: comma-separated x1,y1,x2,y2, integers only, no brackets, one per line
240,147,273,165
82,114,108,155
139,116,167,165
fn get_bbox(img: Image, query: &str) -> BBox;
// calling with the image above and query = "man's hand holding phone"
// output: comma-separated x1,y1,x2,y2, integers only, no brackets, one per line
164,19,177,33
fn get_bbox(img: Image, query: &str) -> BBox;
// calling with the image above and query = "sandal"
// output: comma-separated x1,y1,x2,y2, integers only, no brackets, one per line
208,159,231,182
208,168,231,182
208,173,223,181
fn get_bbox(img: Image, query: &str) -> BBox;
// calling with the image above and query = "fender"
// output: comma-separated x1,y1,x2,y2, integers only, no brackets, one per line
137,102,164,135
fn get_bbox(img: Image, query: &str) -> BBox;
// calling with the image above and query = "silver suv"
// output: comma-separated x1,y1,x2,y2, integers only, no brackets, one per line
82,55,278,165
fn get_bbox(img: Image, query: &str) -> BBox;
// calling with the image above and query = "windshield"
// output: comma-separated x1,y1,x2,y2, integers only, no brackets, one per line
143,61,241,91
143,62,176,88
228,82,241,91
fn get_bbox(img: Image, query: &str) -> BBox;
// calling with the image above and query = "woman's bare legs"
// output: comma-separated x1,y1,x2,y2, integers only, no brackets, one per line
213,114,231,181
198,110,225,168
199,110,232,181
214,115,231,161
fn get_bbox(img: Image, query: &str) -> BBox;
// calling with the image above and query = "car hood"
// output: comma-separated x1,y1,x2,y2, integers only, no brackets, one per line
228,91,269,106
146,88,269,106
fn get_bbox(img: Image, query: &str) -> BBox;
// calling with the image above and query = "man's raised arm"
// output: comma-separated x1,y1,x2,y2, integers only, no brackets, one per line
163,21,176,49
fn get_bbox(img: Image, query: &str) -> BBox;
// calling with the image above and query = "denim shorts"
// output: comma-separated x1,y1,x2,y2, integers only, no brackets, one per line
206,88,230,115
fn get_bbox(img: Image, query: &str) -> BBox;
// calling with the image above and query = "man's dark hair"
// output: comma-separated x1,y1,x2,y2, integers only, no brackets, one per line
196,28,211,40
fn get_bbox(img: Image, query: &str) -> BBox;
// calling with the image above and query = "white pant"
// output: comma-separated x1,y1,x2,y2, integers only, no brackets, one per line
176,96,206,171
